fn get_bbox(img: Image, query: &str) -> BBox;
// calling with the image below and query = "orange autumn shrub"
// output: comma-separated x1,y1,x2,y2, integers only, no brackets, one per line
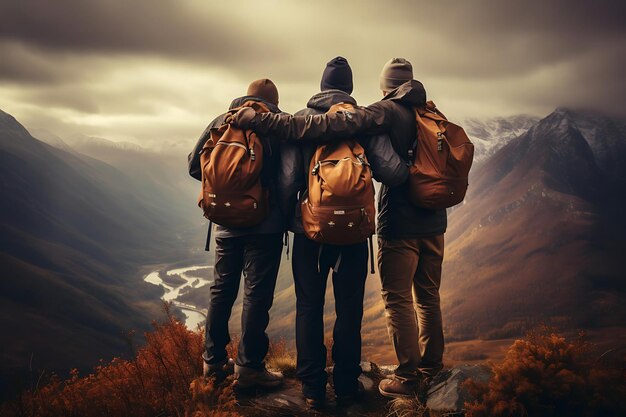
3,304,240,417
465,327,626,417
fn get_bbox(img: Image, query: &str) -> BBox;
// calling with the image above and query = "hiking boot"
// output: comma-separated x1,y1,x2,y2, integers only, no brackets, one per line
203,358,234,381
233,364,283,389
335,379,364,406
378,378,418,399
305,395,326,410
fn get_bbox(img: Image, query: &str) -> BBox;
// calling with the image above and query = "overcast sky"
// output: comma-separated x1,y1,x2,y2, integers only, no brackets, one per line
0,0,624,149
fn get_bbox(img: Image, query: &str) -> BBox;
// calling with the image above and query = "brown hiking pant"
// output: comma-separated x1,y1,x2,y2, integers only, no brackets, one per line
378,235,445,381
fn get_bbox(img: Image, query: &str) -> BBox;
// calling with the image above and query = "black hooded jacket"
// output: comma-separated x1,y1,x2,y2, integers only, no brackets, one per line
187,96,285,238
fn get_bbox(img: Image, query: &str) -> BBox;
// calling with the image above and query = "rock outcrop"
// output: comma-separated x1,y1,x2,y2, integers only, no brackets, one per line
426,364,492,415
234,362,492,416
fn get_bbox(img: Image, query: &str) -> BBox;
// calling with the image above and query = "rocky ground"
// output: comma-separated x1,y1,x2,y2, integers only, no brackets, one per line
232,362,492,417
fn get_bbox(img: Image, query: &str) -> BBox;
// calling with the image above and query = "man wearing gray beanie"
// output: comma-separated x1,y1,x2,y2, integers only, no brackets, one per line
231,57,448,399
379,57,414,92
373,57,446,399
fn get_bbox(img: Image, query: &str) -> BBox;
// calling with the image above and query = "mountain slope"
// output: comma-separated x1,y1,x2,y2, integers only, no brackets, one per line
0,109,198,393
441,108,626,341
30,129,204,255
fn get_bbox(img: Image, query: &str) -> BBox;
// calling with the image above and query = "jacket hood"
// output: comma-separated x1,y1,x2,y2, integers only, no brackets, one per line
228,96,281,113
382,80,427,107
306,89,357,112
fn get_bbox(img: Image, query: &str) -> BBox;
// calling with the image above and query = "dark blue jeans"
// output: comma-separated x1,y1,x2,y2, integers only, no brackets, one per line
292,233,368,398
203,233,283,368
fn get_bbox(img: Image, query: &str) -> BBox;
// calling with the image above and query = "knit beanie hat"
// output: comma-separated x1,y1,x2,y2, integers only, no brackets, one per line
320,56,353,94
247,78,279,105
379,58,413,92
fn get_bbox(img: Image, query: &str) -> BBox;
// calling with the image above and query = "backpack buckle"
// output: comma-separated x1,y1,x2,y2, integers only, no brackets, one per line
409,138,417,160
437,132,444,151
311,162,320,176
250,148,256,161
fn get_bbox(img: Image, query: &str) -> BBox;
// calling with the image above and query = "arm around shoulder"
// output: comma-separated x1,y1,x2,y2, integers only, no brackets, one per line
233,101,393,142
362,133,409,187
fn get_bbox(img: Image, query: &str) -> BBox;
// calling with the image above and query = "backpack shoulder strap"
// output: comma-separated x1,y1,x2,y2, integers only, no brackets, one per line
204,220,213,252
368,237,375,274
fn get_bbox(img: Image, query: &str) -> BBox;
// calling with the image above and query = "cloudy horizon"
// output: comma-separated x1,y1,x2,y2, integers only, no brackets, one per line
1,0,624,149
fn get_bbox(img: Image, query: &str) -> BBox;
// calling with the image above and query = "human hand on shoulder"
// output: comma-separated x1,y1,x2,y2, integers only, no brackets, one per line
227,107,258,129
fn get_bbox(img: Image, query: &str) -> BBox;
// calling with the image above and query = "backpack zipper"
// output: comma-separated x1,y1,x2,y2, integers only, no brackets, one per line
216,141,248,151
311,157,367,175
217,139,258,160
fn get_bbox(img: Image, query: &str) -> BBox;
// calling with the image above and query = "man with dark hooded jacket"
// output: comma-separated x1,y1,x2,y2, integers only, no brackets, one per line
279,57,410,407
231,60,447,399
187,79,284,389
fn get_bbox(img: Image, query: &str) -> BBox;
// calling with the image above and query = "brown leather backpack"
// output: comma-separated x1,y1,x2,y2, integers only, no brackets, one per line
302,103,376,245
198,101,270,228
408,101,474,209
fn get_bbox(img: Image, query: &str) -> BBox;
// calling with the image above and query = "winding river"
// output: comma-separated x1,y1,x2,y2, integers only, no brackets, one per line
144,265,213,329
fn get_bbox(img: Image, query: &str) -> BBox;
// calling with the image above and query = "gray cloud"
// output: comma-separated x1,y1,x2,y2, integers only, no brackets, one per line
0,0,275,61
0,0,624,146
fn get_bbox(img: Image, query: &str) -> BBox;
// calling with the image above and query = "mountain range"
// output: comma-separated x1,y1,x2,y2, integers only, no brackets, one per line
0,110,205,395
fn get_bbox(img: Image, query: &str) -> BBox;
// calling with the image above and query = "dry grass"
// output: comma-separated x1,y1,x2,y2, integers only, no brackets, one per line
387,396,428,417
265,338,296,377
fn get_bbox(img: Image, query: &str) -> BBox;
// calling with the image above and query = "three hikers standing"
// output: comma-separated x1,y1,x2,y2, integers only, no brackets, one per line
189,56,473,405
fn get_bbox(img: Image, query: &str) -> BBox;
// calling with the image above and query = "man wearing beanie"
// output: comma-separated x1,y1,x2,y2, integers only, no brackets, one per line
187,78,285,389
280,56,363,408
278,56,409,408
232,58,448,399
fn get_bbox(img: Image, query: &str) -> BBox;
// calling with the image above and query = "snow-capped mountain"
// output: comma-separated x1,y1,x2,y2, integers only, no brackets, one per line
464,115,539,164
